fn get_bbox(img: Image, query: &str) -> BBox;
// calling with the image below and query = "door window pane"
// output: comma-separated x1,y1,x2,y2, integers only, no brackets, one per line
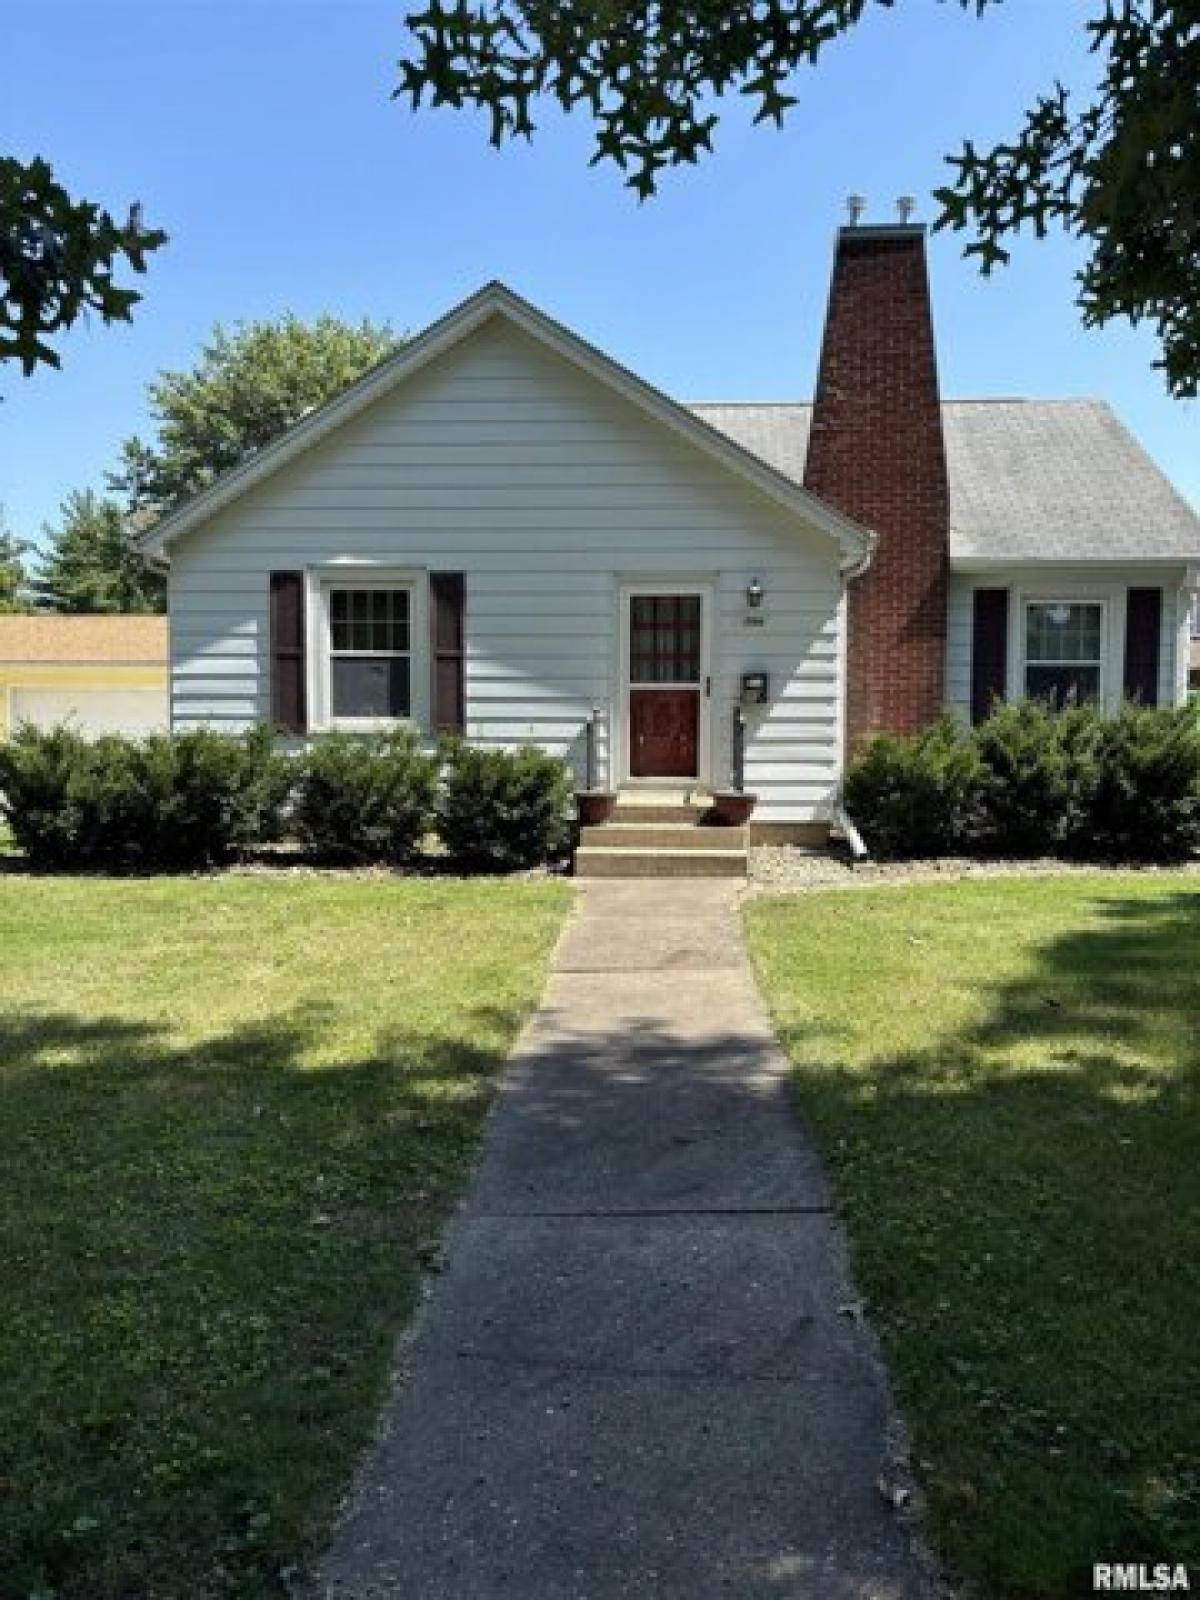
630,595,701,684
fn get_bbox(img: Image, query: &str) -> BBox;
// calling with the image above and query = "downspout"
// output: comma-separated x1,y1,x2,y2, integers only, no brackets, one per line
833,532,878,862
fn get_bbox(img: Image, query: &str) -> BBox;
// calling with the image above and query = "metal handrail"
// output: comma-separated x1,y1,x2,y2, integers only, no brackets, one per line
585,705,611,791
731,705,746,794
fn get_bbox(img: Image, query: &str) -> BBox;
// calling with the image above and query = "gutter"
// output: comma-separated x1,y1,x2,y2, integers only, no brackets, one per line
831,791,869,862
832,533,875,861
840,527,878,580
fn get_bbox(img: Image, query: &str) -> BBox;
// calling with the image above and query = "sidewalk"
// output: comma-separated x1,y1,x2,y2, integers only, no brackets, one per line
321,881,933,1599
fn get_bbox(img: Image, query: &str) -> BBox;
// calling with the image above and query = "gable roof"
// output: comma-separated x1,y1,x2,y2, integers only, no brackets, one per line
0,615,167,665
692,399,1200,566
136,282,874,569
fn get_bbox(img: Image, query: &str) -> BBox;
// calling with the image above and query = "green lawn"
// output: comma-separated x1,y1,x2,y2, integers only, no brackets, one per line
0,873,569,1599
747,876,1200,1599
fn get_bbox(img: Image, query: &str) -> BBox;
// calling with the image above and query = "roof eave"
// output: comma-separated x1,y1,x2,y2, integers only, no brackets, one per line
951,552,1200,573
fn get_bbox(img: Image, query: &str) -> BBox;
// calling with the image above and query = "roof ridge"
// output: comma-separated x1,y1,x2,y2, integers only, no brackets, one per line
688,396,1107,408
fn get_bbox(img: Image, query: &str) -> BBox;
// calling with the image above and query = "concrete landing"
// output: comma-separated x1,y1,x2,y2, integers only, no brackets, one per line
320,882,933,1600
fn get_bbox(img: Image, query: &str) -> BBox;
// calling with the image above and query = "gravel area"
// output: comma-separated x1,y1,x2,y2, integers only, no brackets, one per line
748,846,1200,895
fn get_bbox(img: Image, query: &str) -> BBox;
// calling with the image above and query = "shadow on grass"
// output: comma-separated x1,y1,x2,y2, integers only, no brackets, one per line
0,999,525,1600
768,889,1200,1598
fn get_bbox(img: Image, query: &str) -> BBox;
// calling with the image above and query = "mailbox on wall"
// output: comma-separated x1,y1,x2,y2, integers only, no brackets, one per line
740,671,769,705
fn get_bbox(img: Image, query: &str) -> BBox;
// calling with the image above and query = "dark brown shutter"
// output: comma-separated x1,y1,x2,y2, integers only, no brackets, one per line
971,588,1009,725
1124,587,1162,706
429,572,466,734
269,571,307,734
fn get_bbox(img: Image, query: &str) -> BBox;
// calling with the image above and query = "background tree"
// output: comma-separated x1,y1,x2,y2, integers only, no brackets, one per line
110,313,403,522
32,490,164,614
399,0,1200,396
1,156,166,374
0,510,31,613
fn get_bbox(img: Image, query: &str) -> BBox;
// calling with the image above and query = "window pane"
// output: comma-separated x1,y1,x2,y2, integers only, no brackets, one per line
331,656,411,718
330,589,410,653
1026,603,1102,664
1026,663,1101,708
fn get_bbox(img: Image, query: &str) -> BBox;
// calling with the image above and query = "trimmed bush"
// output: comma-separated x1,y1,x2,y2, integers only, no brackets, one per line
438,742,574,872
292,730,438,864
1078,704,1200,862
843,701,1200,864
972,700,1076,857
841,716,982,861
0,724,289,872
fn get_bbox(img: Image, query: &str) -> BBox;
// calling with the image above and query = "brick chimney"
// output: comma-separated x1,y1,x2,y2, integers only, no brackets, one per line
804,220,949,749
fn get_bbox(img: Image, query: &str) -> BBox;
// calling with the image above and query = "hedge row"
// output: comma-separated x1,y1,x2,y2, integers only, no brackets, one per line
843,701,1200,862
0,726,574,874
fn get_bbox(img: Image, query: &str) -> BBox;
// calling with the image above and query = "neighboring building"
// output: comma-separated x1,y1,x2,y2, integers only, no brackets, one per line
0,616,169,739
139,224,1200,836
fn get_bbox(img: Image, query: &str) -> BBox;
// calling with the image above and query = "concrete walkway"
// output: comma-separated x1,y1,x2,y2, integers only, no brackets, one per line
321,882,933,1600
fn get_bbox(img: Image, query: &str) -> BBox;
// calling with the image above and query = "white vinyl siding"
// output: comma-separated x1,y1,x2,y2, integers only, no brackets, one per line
169,319,846,823
946,565,1192,720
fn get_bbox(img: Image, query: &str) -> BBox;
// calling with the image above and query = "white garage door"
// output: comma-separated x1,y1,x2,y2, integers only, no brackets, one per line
10,688,169,738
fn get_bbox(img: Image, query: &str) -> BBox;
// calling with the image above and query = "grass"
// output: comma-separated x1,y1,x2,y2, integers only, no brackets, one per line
747,875,1200,1600
0,872,569,1599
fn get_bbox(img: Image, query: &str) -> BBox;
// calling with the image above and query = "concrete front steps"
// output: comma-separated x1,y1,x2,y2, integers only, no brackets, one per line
574,796,749,879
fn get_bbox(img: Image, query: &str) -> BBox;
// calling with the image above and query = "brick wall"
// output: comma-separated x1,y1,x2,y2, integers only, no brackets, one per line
803,226,949,749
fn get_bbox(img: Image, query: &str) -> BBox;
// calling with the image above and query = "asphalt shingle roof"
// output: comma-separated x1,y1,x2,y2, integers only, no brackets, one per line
691,399,1200,564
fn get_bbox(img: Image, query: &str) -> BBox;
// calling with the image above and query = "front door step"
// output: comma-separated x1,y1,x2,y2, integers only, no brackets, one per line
610,791,713,827
576,795,748,878
574,845,747,879
579,823,747,851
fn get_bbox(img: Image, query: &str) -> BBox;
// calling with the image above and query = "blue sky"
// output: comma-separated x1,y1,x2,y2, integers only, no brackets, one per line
5,0,1197,547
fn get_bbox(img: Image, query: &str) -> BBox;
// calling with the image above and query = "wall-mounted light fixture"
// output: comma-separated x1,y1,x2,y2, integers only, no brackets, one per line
746,576,764,609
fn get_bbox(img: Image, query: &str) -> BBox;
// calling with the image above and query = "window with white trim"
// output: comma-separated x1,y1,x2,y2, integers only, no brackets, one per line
327,586,412,722
1023,600,1104,707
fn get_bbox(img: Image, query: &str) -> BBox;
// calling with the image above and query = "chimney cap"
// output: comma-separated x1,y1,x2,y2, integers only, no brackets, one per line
845,194,867,226
836,221,928,242
896,195,917,223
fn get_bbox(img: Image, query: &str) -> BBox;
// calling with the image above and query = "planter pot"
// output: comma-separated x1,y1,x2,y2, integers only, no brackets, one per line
576,790,618,826
709,792,758,827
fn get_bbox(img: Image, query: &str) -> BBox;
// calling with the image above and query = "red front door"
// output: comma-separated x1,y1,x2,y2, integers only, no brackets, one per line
628,594,702,779
630,690,698,777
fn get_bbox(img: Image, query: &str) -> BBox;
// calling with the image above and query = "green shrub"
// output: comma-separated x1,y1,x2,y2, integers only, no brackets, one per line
842,716,981,861
146,726,292,869
0,724,289,872
438,742,574,872
972,700,1076,856
1079,705,1200,862
292,729,437,864
0,724,106,870
843,701,1200,864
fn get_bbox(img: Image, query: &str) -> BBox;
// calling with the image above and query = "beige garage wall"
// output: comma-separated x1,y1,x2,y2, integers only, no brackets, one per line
0,665,170,738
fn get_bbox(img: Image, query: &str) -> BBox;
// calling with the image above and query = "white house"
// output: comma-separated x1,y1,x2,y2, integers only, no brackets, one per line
138,224,1200,865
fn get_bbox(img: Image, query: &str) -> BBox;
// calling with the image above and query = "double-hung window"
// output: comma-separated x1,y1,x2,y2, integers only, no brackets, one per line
327,585,412,723
1023,600,1104,707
